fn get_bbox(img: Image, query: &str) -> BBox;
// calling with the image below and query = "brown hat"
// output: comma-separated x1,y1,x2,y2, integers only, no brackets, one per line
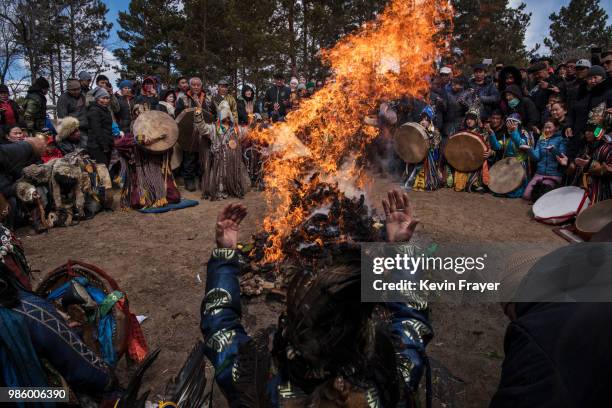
67,79,81,91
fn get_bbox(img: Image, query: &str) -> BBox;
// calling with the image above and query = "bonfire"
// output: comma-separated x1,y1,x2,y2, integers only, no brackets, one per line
240,0,452,296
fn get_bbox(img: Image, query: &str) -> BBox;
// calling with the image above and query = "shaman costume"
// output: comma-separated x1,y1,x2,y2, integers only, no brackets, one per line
453,112,491,193
405,107,444,191
488,126,531,198
201,248,432,407
195,104,250,200
0,224,116,399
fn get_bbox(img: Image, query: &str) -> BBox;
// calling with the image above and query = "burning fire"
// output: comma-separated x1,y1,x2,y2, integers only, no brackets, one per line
253,0,452,263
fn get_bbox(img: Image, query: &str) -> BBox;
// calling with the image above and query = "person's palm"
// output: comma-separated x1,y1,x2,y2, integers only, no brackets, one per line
383,190,419,243
215,204,247,248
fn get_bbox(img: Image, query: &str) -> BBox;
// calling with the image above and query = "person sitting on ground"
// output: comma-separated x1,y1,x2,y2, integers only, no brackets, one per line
0,137,46,228
453,109,492,193
486,113,531,198
41,135,63,163
405,106,443,191
201,190,431,407
0,222,119,400
520,118,567,201
0,125,27,145
56,116,82,155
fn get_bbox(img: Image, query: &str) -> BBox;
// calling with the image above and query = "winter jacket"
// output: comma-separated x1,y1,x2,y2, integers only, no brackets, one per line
86,103,113,153
117,95,134,134
264,85,291,117
440,89,470,137
567,78,612,138
174,92,216,119
237,97,260,125
502,85,540,129
0,142,35,197
527,133,567,177
528,74,566,113
0,99,21,127
22,87,47,133
56,91,88,131
467,77,500,118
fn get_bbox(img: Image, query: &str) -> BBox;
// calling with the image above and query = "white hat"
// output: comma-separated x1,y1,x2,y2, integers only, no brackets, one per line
576,59,592,68
439,67,452,75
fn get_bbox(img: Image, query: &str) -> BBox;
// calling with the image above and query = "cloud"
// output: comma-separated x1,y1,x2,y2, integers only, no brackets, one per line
99,47,122,86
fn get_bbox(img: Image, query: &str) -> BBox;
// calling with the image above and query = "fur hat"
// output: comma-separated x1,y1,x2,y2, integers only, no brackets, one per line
57,116,80,141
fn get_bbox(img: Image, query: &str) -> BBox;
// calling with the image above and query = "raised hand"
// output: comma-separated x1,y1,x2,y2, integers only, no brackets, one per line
382,190,419,243
556,153,568,166
215,203,248,248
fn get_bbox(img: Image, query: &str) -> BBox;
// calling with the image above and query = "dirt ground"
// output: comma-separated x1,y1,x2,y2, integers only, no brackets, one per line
18,174,565,407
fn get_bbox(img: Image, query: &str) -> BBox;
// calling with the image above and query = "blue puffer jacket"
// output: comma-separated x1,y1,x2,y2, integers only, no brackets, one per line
527,133,567,177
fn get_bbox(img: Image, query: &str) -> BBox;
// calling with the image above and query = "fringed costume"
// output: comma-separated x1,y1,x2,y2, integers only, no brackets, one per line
114,137,180,209
195,103,250,200
452,109,491,193
406,107,444,191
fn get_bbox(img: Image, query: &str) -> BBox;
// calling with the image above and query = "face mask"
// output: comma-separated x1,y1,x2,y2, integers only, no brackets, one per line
508,98,519,109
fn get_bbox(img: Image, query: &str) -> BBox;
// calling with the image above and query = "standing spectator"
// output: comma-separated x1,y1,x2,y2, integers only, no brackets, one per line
158,90,176,117
528,61,565,114
299,75,307,85
22,77,50,135
86,87,113,166
134,77,161,112
601,51,612,78
0,84,20,128
498,66,525,98
566,59,592,110
565,59,577,82
316,80,324,90
78,71,92,93
289,77,299,108
56,79,88,147
87,75,120,117
213,79,238,123
175,76,214,192
556,63,568,80
237,84,260,126
439,75,470,138
436,66,453,95
176,76,190,99
501,84,539,131
567,66,611,145
550,101,569,136
468,63,500,119
264,72,291,121
116,80,134,134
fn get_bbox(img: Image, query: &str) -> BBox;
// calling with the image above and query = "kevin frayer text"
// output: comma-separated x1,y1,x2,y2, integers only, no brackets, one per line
372,280,500,293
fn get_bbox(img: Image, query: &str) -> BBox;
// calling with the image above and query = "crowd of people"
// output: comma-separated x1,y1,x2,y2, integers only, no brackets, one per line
0,70,326,231
397,53,612,206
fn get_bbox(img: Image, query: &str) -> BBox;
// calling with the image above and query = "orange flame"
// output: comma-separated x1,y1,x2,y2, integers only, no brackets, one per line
253,0,452,263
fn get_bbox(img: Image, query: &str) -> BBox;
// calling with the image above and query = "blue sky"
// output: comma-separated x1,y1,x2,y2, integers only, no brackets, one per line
104,0,612,53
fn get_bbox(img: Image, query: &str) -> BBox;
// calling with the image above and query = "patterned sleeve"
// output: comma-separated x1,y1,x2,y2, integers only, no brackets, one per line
200,248,252,405
13,292,115,395
386,300,433,393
